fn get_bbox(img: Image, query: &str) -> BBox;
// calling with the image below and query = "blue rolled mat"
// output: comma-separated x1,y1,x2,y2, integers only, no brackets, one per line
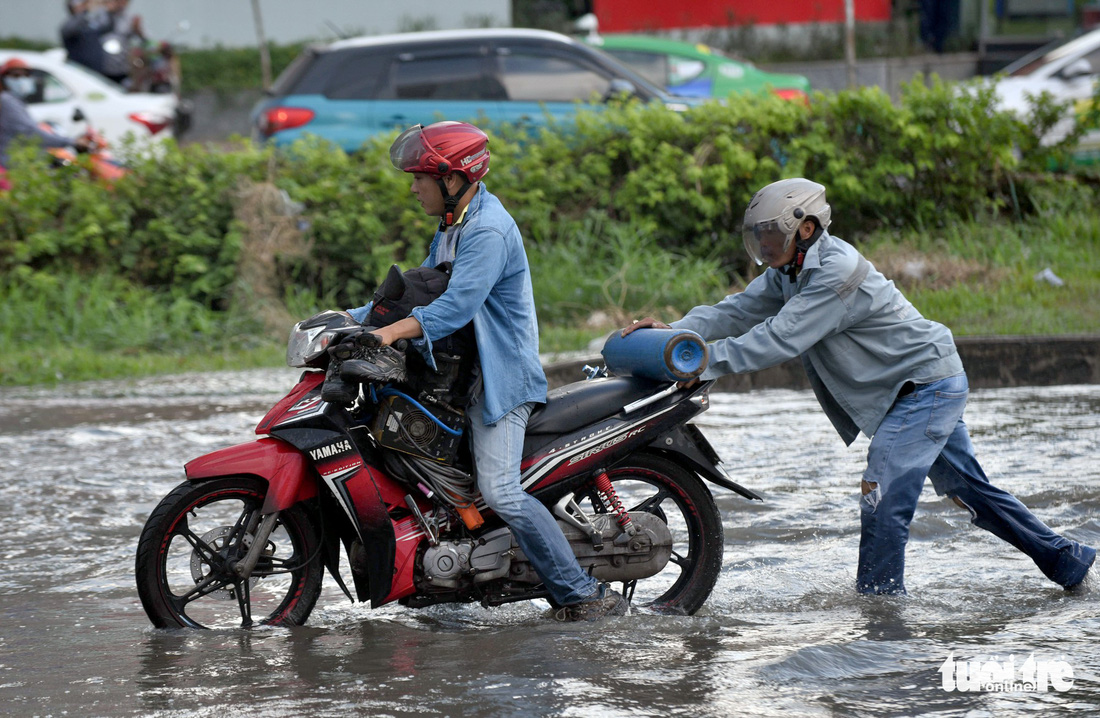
601,327,709,381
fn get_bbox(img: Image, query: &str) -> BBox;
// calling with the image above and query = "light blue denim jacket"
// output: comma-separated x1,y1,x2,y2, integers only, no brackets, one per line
350,183,547,425
670,231,963,444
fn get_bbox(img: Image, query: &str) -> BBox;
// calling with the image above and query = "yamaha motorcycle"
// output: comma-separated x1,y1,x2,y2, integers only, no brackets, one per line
135,313,761,629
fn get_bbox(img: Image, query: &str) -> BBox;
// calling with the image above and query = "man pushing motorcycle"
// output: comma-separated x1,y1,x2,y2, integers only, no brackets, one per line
348,121,627,621
625,178,1096,596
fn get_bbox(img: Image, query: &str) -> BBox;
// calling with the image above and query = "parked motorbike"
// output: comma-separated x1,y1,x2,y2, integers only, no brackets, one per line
42,111,126,187
135,312,762,629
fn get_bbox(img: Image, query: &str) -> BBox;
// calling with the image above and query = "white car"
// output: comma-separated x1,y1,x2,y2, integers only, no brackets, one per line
0,48,186,154
989,28,1100,162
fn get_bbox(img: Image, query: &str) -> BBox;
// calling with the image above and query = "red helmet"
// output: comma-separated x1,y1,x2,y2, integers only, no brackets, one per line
389,121,490,183
0,58,30,76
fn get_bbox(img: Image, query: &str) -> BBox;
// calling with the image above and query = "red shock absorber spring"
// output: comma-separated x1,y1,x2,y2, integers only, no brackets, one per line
594,470,637,536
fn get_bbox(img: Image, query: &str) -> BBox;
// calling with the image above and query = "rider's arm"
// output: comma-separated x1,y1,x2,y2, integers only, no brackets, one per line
0,94,79,150
371,316,422,346
346,302,372,324
407,224,505,362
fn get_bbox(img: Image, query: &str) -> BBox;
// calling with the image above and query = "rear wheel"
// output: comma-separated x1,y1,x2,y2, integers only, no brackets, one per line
135,477,323,629
573,453,723,615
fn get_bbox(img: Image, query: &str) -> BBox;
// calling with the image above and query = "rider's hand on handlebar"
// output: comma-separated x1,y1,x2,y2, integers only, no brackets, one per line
354,330,382,349
621,317,671,337
356,331,406,352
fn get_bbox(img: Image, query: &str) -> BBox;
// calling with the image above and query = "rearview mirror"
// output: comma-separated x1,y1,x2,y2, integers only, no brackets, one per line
1060,58,1093,80
71,108,85,122
605,78,637,100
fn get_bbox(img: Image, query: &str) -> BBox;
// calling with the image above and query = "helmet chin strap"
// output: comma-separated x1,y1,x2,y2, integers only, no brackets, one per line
436,177,472,229
783,225,823,283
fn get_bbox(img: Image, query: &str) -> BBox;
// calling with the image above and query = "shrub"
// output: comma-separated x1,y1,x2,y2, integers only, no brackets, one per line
0,78,1089,315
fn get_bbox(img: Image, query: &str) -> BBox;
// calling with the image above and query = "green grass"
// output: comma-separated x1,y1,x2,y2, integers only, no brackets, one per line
0,273,278,386
0,343,283,385
856,184,1100,336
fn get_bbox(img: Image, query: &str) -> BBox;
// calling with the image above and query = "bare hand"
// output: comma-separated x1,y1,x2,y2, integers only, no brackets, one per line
621,317,670,337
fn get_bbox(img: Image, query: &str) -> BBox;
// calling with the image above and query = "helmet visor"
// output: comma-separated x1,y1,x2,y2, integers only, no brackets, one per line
742,219,792,267
389,125,427,173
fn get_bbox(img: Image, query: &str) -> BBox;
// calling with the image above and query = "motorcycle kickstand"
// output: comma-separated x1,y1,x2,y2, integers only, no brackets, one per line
233,511,280,580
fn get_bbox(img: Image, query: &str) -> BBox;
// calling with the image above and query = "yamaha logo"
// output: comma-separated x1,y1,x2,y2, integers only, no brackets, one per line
309,440,352,462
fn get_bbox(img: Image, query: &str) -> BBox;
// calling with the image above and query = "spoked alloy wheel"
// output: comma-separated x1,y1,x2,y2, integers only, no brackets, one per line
573,453,723,615
135,477,322,629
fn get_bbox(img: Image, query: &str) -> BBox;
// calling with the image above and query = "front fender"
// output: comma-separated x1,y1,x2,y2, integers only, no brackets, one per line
185,437,318,513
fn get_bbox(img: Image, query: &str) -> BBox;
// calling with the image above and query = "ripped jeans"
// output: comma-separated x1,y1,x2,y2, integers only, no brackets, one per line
857,372,1096,595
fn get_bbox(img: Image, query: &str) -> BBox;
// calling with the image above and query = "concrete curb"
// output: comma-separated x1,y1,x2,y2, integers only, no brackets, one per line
543,335,1100,391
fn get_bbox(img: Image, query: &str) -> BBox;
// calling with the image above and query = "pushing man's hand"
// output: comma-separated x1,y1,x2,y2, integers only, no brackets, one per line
621,317,670,337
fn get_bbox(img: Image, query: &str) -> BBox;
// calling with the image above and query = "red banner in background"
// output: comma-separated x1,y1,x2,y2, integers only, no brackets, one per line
592,0,893,33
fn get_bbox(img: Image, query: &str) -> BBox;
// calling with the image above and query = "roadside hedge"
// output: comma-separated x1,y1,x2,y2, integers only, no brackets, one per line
0,77,1089,315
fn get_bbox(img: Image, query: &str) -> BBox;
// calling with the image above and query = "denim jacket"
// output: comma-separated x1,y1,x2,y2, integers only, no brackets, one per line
670,231,963,444
350,183,546,425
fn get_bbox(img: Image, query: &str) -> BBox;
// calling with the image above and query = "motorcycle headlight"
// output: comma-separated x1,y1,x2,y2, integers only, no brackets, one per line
285,310,358,368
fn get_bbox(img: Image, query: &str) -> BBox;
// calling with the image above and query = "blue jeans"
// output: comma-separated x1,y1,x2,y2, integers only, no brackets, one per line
467,398,599,606
857,373,1096,595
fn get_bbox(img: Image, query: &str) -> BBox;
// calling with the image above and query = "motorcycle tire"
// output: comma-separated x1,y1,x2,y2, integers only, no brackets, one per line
577,452,723,615
135,476,323,629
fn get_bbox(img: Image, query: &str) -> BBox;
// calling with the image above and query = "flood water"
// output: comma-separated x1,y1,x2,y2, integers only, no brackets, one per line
1,369,1098,717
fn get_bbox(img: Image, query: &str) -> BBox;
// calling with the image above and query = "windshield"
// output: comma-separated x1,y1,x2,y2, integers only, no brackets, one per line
62,58,123,90
1006,30,1100,77
581,44,680,101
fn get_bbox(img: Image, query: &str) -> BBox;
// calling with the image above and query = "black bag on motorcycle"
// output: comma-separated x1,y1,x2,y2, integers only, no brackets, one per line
347,263,477,468
367,262,478,409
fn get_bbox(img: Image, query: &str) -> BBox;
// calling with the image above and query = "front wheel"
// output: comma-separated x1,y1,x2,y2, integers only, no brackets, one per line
574,453,724,615
135,477,323,629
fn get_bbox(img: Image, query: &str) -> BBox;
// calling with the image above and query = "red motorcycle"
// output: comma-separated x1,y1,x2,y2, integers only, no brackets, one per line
46,125,126,188
135,313,761,629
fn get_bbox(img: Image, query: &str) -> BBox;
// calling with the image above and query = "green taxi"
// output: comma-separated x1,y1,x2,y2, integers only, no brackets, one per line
587,34,810,102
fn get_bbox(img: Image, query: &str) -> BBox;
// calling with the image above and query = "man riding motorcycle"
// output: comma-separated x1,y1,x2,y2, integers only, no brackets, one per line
348,121,628,621
0,58,91,177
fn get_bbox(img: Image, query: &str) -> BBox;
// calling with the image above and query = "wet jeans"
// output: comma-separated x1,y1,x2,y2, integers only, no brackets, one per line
467,399,598,606
857,373,1096,595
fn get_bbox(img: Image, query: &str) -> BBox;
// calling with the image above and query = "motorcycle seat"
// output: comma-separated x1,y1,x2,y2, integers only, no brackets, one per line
525,375,665,436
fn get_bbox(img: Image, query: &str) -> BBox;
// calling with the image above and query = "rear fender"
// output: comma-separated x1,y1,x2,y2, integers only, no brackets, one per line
650,424,763,501
184,437,318,513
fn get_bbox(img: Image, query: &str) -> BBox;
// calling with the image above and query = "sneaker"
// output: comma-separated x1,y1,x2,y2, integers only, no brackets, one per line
321,362,360,406
340,345,407,385
550,584,628,622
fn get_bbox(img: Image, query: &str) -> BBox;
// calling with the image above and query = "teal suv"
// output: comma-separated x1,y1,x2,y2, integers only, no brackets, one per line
252,28,694,150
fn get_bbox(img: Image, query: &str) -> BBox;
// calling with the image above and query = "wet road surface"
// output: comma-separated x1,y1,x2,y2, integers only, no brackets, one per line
1,370,1097,717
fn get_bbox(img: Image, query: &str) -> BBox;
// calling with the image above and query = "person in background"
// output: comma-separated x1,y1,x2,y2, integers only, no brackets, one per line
0,58,89,172
625,177,1095,596
100,0,146,87
59,0,110,76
